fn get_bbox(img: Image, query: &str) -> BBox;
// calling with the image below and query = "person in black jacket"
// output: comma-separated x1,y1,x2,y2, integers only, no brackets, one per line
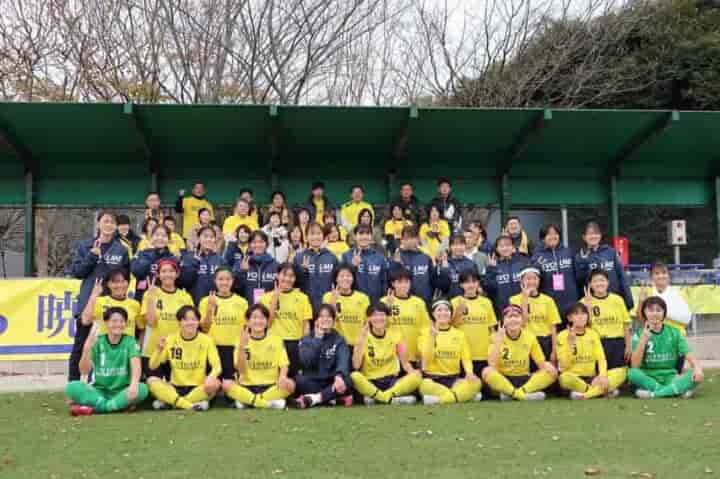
294,304,353,408
387,182,423,225
115,214,141,255
429,177,462,233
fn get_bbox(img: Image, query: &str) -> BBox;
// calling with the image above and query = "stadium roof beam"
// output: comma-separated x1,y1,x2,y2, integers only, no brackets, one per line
123,102,159,191
387,106,418,201
0,117,37,174
609,110,679,177
269,104,280,192
497,108,552,178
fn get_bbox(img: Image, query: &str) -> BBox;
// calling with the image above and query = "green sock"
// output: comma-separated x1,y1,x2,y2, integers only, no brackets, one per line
627,368,661,391
95,384,149,413
654,370,694,398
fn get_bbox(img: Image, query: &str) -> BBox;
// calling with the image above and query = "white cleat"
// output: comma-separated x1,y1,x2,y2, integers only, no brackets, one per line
570,391,585,401
267,399,286,410
499,393,513,402
473,392,483,402
363,397,377,406
635,389,654,399
607,389,620,399
152,400,168,410
234,401,246,409
192,400,210,411
522,392,546,401
681,390,694,399
422,395,441,406
390,395,417,406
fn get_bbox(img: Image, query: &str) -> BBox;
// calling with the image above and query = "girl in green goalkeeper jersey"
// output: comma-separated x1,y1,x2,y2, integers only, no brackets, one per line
65,307,148,415
629,296,703,399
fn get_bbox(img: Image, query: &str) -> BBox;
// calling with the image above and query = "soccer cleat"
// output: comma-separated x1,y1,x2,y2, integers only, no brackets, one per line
295,395,311,409
499,393,513,402
522,392,546,401
422,395,441,406
267,399,286,410
607,389,620,399
70,405,94,416
390,396,417,406
338,395,353,407
152,400,169,410
192,400,210,412
234,401,246,410
473,392,483,402
570,391,586,401
635,389,654,399
681,390,694,399
363,397,377,406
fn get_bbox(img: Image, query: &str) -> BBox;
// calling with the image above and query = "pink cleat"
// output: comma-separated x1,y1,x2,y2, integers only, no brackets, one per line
70,405,94,416
338,395,353,407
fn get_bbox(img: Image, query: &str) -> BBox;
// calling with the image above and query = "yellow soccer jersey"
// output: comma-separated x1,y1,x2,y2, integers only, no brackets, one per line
150,332,221,387
588,293,631,339
510,292,561,337
136,237,183,257
419,220,450,259
139,288,194,357
384,219,413,240
222,215,260,236
358,329,402,380
341,201,374,230
326,241,350,260
313,198,325,224
180,196,214,238
169,232,187,254
234,334,289,386
557,328,607,378
418,327,471,377
93,296,141,337
260,289,312,341
381,295,430,362
198,293,248,346
322,290,370,346
489,329,545,377
451,295,497,360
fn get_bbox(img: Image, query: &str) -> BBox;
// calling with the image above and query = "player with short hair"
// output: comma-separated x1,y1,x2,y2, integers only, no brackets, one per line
65,307,148,415
322,265,370,351
81,268,140,338
147,305,221,411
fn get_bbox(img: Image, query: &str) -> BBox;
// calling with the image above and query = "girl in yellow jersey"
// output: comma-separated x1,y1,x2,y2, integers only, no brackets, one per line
351,303,421,405
162,216,187,254
147,305,221,411
383,205,413,255
140,260,194,379
81,268,140,338
509,267,561,365
482,305,557,401
322,265,370,351
199,268,249,390
381,269,431,366
136,217,159,253
418,299,481,405
419,205,450,260
451,271,497,377
324,224,350,260
223,304,295,409
323,210,347,242
260,264,313,377
222,199,260,241
584,269,632,370
558,302,626,400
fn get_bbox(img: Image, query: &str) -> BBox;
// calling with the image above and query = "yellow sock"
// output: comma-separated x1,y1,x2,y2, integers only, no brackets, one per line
259,385,291,402
484,369,516,397
184,384,213,405
559,372,590,393
148,381,193,410
450,379,482,403
226,383,268,408
419,378,455,404
519,370,555,397
608,367,627,391
384,373,422,401
351,372,382,400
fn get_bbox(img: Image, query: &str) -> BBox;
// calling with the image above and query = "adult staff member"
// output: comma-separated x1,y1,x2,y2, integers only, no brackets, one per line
68,211,130,381
429,177,462,233
176,182,214,239
530,224,580,319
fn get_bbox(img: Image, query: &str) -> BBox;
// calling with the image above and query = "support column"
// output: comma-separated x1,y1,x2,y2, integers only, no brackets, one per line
561,206,569,248
610,175,619,238
386,171,396,204
150,171,158,192
24,170,34,277
500,174,511,226
715,177,720,257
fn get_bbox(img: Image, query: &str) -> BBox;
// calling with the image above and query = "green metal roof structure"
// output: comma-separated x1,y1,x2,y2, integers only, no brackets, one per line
1,103,718,275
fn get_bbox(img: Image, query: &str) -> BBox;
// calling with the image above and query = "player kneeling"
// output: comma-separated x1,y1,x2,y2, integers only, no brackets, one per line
418,299,481,405
557,303,626,400
147,306,221,411
66,307,148,416
629,297,703,399
482,305,557,401
223,304,295,409
350,303,421,405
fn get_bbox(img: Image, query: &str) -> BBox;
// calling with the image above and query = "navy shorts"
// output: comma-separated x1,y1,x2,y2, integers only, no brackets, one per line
424,374,458,389
530,336,553,372
601,337,627,369
175,385,195,397
217,345,236,380
284,340,300,378
508,375,531,389
143,357,171,381
245,384,274,395
371,376,398,391
461,360,488,377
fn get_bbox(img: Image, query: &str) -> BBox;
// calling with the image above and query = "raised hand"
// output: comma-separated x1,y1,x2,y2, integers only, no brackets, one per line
239,255,250,271
494,326,506,345
330,285,340,306
582,286,593,307
440,252,449,268
156,336,166,353
90,277,104,298
487,253,497,267
393,247,402,263
302,254,311,271
178,189,186,197
239,326,251,348
457,298,468,316
352,249,362,267
90,239,102,256
147,275,159,299
83,323,100,352
385,288,396,305
207,291,218,310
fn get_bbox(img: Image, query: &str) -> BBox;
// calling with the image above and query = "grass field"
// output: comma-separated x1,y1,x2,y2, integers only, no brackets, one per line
0,372,718,479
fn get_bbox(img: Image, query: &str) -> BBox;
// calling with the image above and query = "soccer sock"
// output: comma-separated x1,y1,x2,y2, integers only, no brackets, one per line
654,370,695,398
260,385,292,402
225,383,268,408
184,385,213,404
450,379,482,403
148,381,193,410
95,384,149,413
627,368,661,392
419,378,455,404
606,367,627,391
350,372,382,400
483,370,517,398
382,374,422,402
65,381,103,408
519,370,555,397
558,372,589,394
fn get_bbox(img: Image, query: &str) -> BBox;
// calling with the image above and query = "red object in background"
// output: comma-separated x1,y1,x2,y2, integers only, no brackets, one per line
612,236,629,266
